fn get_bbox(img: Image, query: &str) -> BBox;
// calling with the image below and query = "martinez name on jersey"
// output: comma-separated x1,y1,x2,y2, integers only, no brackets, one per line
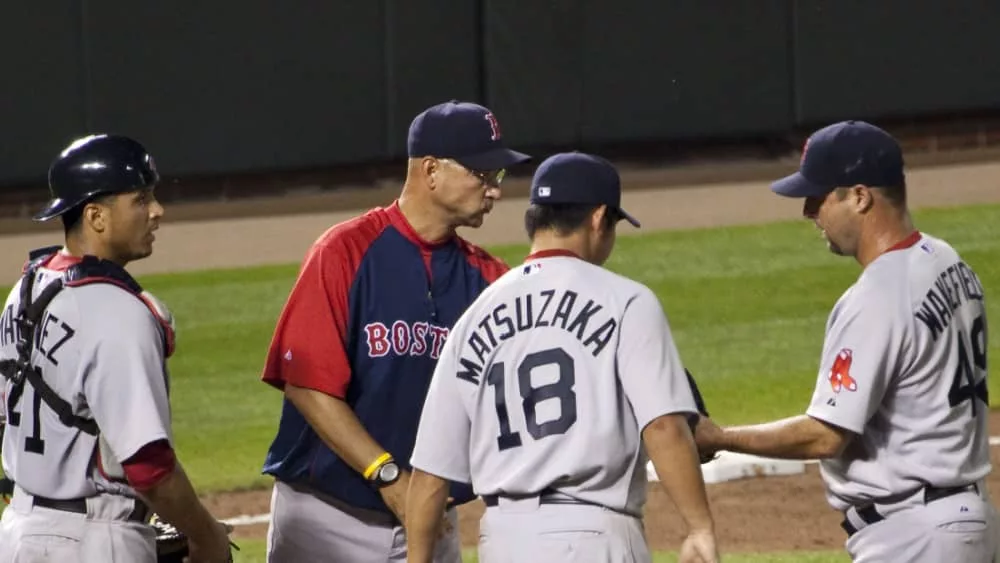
455,287,617,385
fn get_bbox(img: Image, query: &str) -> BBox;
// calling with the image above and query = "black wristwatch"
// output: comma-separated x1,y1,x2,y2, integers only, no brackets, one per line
371,461,401,488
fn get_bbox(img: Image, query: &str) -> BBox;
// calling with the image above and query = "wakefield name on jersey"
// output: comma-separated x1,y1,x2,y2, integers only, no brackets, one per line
913,256,986,341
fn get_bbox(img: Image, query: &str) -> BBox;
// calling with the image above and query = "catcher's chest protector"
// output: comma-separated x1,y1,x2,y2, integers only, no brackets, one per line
1,247,176,481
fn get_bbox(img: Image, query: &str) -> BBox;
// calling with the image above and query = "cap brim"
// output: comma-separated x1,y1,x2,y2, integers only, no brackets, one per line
32,198,77,222
618,208,641,228
770,171,832,198
455,147,531,171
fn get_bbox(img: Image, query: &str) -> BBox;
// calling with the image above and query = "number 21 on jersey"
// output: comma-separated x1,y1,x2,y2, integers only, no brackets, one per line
5,384,45,454
487,347,578,451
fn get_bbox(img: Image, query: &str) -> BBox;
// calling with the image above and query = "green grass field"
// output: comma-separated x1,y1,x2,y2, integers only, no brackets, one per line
6,202,999,562
134,202,1000,495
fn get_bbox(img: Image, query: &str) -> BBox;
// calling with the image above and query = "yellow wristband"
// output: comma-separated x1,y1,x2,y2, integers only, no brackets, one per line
363,452,393,480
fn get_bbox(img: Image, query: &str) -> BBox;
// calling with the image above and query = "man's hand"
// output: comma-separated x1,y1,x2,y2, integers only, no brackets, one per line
678,529,719,563
378,470,453,538
379,469,412,523
183,520,233,563
693,415,724,461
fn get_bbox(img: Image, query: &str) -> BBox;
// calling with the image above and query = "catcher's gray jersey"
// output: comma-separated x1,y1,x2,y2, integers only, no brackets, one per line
411,253,697,516
806,233,991,511
0,264,173,500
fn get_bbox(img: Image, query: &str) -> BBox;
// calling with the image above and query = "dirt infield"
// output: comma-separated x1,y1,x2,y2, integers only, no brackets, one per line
3,158,998,553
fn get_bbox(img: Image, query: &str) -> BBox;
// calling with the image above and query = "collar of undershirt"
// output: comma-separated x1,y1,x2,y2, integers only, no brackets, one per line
45,251,83,271
882,230,922,255
525,249,582,261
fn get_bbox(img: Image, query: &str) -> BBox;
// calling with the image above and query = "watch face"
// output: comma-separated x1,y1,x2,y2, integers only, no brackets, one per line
380,463,400,482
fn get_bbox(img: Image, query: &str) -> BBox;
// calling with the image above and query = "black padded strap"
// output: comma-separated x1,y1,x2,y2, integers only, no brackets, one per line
20,364,98,435
27,245,63,262
2,253,146,438
64,256,143,294
2,266,99,436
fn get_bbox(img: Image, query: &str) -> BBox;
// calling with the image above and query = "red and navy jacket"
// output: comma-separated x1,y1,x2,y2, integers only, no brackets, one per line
260,200,507,513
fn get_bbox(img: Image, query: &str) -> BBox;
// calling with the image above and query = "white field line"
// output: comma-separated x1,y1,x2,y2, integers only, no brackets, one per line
221,512,271,527
221,436,1000,527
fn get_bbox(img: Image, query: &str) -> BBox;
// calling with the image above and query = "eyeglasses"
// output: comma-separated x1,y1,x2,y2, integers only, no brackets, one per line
470,168,506,187
436,158,506,187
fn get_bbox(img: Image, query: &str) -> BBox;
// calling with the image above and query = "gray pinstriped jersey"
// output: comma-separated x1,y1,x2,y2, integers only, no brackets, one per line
411,254,697,516
806,234,991,511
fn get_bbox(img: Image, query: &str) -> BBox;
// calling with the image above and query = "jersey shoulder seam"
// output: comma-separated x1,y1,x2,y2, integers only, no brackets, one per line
312,206,393,251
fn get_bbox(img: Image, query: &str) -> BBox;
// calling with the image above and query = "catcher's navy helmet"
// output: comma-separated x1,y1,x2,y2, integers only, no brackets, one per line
34,134,159,222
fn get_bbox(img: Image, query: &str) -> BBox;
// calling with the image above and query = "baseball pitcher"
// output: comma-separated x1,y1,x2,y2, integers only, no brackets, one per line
406,152,719,563
695,121,998,562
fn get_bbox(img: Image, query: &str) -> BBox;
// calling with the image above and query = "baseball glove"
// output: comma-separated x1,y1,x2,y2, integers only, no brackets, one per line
150,514,189,563
150,514,239,563
684,368,717,464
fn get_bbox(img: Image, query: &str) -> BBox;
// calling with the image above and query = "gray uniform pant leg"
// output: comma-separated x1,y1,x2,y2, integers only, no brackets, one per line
846,491,998,563
266,480,461,563
478,498,650,563
0,500,155,563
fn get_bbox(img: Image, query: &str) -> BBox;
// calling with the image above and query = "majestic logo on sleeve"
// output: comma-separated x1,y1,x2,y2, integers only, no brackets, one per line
828,348,857,393
364,321,450,359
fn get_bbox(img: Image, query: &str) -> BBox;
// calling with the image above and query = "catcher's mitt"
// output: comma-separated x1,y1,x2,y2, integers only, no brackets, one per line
684,368,718,465
150,514,189,563
150,514,239,563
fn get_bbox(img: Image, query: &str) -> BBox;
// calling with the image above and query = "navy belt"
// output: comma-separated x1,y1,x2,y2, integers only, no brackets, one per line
841,484,978,537
33,495,150,523
482,488,588,508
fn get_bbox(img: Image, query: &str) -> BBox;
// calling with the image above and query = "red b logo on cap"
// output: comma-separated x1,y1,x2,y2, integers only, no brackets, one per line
484,112,501,141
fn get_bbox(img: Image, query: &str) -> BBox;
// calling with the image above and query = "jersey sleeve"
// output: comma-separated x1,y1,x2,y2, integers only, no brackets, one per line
805,288,902,434
409,318,472,483
616,287,698,431
261,238,355,398
82,289,172,464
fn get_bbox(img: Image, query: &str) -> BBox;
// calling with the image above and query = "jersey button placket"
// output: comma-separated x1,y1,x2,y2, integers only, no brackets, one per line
427,290,437,321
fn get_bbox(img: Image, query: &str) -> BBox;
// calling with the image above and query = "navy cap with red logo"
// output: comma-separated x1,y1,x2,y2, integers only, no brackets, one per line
771,120,905,198
407,100,531,172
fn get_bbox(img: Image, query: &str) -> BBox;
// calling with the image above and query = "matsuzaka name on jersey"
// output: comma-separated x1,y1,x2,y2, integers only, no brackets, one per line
364,321,451,359
456,288,617,385
914,259,985,341
0,304,77,366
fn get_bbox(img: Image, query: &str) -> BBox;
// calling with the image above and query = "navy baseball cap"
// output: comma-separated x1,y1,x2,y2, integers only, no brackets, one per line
407,100,531,171
529,152,640,227
771,120,905,198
